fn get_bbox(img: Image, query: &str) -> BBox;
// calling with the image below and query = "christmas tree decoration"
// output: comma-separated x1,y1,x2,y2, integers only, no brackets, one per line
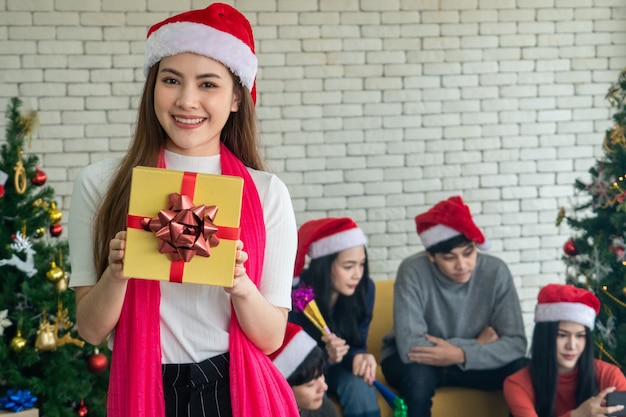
584,166,613,209
0,309,11,336
13,148,27,195
18,108,39,147
10,328,27,352
0,97,109,416
30,166,46,186
561,67,626,369
86,348,109,374
34,304,85,352
54,272,69,293
597,315,617,349
53,250,70,293
556,207,566,226
45,260,63,283
35,313,57,352
563,239,579,257
0,231,37,278
0,169,7,198
76,399,88,417
49,222,63,237
48,201,62,224
609,237,626,265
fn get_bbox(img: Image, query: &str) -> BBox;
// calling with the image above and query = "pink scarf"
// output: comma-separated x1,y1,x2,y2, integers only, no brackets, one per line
107,143,299,417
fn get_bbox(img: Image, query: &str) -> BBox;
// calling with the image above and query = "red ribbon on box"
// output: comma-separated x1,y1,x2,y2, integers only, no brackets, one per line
127,171,240,283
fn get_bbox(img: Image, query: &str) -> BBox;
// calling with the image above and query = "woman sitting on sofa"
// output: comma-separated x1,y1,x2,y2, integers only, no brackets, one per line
290,217,380,417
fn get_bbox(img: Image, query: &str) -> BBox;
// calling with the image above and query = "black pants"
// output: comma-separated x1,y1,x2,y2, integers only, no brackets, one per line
381,352,527,417
162,353,231,417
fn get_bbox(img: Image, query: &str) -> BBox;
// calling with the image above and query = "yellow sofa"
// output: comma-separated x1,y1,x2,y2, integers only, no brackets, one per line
333,279,510,417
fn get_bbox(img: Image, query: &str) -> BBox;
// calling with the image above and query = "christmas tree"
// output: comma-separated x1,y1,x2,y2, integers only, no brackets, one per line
0,98,110,417
560,67,626,370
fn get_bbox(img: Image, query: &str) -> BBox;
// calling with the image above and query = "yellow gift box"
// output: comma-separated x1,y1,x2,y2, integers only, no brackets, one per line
123,166,243,287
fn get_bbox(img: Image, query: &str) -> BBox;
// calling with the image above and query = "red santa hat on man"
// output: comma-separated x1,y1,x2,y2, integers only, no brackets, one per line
144,3,258,103
415,195,490,250
534,283,600,330
293,217,367,278
269,323,318,379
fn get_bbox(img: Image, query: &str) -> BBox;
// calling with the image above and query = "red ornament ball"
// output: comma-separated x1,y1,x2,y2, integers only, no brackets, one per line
86,351,108,374
31,166,47,186
563,239,579,257
50,223,63,237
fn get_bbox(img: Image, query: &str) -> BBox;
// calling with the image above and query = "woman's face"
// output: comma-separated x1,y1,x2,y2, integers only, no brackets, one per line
330,245,366,299
427,243,477,284
154,52,240,156
292,375,328,410
556,320,586,373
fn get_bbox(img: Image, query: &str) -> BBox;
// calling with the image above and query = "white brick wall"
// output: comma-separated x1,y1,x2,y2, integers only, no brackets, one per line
1,0,625,336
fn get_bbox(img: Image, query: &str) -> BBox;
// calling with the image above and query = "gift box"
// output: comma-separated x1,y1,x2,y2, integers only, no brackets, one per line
0,409,39,417
123,166,243,286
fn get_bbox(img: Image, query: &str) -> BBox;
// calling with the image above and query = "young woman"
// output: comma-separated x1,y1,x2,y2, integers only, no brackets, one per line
68,4,298,417
504,283,626,417
290,217,381,417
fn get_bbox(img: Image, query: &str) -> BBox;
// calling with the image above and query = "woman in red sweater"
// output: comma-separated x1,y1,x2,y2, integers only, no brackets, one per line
504,284,626,417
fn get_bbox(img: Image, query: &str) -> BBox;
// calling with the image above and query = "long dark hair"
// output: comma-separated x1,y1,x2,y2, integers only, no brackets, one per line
299,248,370,346
93,61,262,278
529,321,598,417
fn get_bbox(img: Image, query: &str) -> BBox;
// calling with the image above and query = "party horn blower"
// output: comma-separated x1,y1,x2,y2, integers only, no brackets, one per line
291,284,331,335
373,380,408,417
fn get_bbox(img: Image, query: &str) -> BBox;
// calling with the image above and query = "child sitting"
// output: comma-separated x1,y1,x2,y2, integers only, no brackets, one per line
272,323,340,417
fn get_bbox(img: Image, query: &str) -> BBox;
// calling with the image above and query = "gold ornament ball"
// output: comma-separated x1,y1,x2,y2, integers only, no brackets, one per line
10,330,27,352
35,227,46,238
46,261,64,283
49,202,62,224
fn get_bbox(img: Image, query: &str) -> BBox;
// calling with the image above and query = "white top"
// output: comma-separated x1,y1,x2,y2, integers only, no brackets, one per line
68,150,297,363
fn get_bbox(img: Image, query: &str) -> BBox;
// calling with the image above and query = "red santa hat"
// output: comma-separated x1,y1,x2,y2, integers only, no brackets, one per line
144,3,258,103
415,195,490,250
269,323,318,379
294,217,367,278
534,283,600,330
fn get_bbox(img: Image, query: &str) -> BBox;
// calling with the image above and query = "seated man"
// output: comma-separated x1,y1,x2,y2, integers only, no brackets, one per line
380,196,528,417
271,323,339,417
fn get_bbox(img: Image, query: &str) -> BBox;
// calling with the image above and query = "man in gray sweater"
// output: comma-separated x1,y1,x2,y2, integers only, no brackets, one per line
380,196,527,417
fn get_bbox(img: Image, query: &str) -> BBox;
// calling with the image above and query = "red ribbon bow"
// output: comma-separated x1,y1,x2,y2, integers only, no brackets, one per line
141,193,219,262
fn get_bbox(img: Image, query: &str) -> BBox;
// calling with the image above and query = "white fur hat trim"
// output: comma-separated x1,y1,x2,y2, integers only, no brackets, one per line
144,21,257,90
